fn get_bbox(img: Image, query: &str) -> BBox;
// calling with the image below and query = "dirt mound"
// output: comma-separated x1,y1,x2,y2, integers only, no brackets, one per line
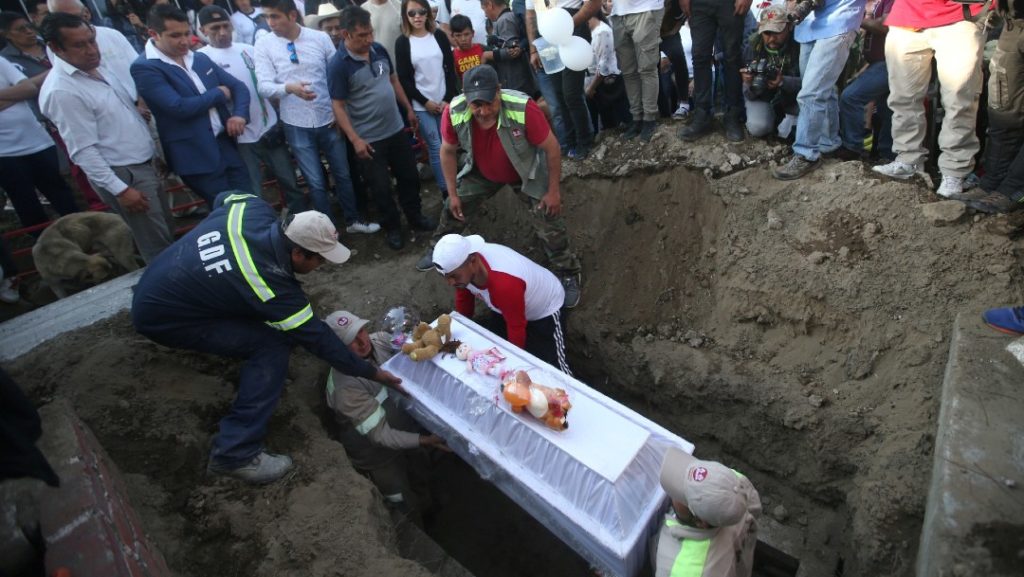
7,125,1023,576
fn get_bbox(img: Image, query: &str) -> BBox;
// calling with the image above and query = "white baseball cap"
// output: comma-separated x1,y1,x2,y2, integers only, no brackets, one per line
660,447,749,528
283,211,351,264
324,310,370,345
432,234,485,274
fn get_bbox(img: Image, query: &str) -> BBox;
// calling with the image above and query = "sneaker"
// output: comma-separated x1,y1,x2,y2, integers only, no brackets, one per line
408,214,437,231
345,221,381,234
561,273,581,309
415,249,435,272
723,115,744,143
935,175,965,198
575,145,591,161
207,452,293,484
622,121,642,140
678,109,712,142
0,278,19,304
982,306,1024,336
672,103,690,119
639,120,657,143
772,154,821,181
965,191,1024,214
386,229,404,250
871,160,921,180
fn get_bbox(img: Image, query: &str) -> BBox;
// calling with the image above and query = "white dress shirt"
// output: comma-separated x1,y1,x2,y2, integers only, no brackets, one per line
253,27,336,128
46,25,139,100
199,42,278,143
39,55,154,194
144,39,224,137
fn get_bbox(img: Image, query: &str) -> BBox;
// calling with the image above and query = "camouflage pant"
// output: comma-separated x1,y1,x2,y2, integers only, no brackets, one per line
431,169,581,275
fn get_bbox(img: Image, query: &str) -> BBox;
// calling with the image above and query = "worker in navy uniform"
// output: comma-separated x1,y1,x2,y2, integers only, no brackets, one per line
131,191,404,484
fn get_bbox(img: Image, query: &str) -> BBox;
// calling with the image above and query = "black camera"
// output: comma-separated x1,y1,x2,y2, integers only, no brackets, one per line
747,59,779,99
789,0,823,23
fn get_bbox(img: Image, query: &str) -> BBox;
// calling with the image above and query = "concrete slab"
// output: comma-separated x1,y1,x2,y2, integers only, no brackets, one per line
916,312,1024,577
0,270,141,362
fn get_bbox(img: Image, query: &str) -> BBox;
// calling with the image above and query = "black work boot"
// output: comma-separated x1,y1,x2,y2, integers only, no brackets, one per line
966,191,1024,214
622,121,642,140
678,109,712,142
723,114,744,143
639,120,657,143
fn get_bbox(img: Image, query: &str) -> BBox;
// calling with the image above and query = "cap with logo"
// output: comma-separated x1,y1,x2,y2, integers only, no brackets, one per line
432,234,485,274
198,5,231,27
283,211,351,264
659,447,749,528
462,65,499,103
757,4,790,34
324,310,370,345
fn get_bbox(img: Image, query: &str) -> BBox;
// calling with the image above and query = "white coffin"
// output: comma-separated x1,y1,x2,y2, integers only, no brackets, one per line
381,312,694,577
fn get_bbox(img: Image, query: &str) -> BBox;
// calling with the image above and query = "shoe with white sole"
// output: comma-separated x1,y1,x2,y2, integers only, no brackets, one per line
935,175,965,198
346,221,381,234
871,160,921,180
0,278,19,304
208,451,293,484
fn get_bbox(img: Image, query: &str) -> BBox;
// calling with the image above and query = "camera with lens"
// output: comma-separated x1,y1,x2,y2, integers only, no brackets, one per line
789,0,823,23
747,59,779,99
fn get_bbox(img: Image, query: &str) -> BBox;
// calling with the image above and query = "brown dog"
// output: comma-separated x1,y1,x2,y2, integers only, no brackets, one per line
32,212,139,298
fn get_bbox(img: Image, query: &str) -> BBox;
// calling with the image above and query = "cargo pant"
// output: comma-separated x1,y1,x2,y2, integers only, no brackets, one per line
431,168,581,275
612,8,665,123
979,21,1024,199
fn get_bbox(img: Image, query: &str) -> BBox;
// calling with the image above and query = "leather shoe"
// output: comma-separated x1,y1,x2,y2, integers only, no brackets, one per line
385,229,404,250
966,192,1024,214
409,214,437,231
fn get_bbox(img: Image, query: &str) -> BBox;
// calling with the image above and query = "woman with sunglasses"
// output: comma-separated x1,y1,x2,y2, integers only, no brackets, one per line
394,0,456,200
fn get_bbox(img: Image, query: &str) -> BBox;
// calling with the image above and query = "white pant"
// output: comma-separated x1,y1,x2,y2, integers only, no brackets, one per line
885,21,985,177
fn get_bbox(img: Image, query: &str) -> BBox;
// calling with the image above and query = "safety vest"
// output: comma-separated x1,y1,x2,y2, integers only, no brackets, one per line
448,89,549,199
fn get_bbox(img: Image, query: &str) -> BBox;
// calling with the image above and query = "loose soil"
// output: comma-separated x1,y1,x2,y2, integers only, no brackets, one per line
7,123,1024,577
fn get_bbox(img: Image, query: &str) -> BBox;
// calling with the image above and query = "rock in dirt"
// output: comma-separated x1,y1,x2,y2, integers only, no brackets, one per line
808,394,825,408
808,251,827,265
920,201,966,226
772,504,789,522
767,209,783,230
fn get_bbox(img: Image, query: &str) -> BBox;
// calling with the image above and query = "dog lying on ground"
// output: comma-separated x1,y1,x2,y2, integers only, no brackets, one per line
32,212,139,298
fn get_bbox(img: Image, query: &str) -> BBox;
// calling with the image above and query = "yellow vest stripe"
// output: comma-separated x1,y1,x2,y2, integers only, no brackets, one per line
355,405,386,435
670,538,711,577
227,202,276,302
267,303,313,331
223,193,257,204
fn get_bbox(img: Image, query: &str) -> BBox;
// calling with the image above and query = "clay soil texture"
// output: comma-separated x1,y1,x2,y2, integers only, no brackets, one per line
7,124,1024,577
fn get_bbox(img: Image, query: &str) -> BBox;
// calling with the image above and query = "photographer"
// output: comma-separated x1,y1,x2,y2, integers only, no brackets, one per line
741,5,800,138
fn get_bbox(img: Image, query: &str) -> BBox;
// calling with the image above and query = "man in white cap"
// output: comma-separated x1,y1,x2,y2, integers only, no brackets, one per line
432,233,571,374
131,191,403,485
323,310,448,521
655,447,762,577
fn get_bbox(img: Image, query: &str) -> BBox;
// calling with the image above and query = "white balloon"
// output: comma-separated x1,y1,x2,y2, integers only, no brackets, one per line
537,8,574,45
558,36,593,71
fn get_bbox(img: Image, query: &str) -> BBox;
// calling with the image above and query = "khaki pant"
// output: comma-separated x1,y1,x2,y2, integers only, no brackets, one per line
885,21,985,177
612,9,665,122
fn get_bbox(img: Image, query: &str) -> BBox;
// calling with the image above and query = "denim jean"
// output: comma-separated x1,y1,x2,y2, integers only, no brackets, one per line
238,134,307,216
283,122,359,225
551,66,593,151
534,66,567,145
689,0,744,116
793,31,856,161
660,33,690,110
415,110,447,198
839,60,892,158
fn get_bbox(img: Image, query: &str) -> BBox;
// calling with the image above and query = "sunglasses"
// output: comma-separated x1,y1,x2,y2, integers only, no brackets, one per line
406,8,428,17
287,41,298,64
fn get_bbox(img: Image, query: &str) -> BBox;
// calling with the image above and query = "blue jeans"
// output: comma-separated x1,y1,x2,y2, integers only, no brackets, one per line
238,133,307,216
839,60,892,158
133,317,293,468
283,123,359,225
415,110,447,197
793,31,857,161
535,66,567,145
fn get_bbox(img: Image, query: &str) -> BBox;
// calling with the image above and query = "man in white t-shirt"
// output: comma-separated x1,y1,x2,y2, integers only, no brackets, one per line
437,0,487,45
610,0,663,143
231,0,271,45
361,0,403,58
198,6,305,216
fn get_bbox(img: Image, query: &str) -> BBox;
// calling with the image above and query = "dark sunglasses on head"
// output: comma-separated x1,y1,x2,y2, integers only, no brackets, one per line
407,8,428,17
286,41,299,64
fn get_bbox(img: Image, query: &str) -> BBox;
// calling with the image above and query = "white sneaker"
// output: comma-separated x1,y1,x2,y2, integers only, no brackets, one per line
936,175,965,198
207,451,293,484
345,221,381,234
0,278,19,304
672,103,691,119
871,160,921,180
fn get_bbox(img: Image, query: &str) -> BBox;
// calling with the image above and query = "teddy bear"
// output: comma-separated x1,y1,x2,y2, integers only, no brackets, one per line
501,370,572,431
400,314,454,361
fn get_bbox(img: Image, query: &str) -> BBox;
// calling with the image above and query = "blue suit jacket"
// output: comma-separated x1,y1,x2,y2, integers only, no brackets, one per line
131,50,250,176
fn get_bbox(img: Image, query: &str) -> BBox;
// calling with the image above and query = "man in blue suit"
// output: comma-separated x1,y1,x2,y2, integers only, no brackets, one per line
132,4,254,206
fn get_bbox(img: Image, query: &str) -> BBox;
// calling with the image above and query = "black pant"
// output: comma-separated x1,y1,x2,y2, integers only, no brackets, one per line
689,0,744,116
484,310,572,375
551,16,594,151
0,146,80,229
589,75,632,132
178,134,253,206
980,22,1024,198
660,33,690,110
358,129,423,231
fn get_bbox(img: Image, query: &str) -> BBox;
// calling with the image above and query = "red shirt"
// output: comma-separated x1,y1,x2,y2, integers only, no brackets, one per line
884,0,985,29
440,98,550,185
453,44,485,79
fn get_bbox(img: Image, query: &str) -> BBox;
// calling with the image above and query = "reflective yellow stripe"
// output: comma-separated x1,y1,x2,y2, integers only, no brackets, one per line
374,387,388,404
223,193,257,204
326,370,336,397
227,202,276,302
267,304,313,331
497,93,527,128
670,538,711,577
355,405,385,435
